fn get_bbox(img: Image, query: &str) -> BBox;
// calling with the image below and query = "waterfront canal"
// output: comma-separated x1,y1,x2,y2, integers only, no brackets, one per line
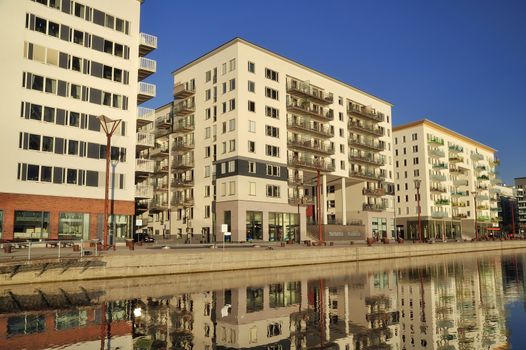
1,251,525,349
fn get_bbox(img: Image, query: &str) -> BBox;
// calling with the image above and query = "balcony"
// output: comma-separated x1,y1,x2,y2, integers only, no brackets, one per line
435,199,450,206
173,83,196,99
451,191,469,197
489,158,500,166
449,156,463,163
136,199,149,212
433,163,448,170
154,181,169,192
287,138,335,155
137,107,155,127
138,82,156,104
347,104,384,123
430,174,447,182
172,139,195,152
428,148,446,158
477,175,490,181
136,131,155,149
286,117,333,138
286,81,333,105
135,185,153,199
349,170,385,182
288,195,315,205
287,156,335,173
471,153,484,161
172,196,194,208
172,179,194,188
286,99,333,121
348,120,384,137
136,158,155,174
451,202,467,207
150,147,169,159
430,187,448,194
149,198,168,212
449,145,463,153
477,194,489,200
139,32,158,56
427,136,444,146
138,57,157,81
477,216,490,222
362,203,386,212
349,154,385,167
453,214,468,220
452,179,468,186
172,159,194,170
154,163,169,175
477,205,489,210
288,175,304,185
348,138,384,152
155,114,172,129
174,119,195,133
475,165,488,172
431,211,449,218
363,188,385,196
174,100,195,116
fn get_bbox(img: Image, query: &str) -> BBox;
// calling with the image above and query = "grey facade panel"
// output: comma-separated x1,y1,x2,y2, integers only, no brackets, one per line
215,158,288,181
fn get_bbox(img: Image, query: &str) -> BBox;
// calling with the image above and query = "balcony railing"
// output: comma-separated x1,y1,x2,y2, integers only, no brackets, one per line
139,32,157,56
172,159,194,169
471,153,484,161
362,203,386,212
428,148,446,158
137,107,155,125
477,205,489,210
286,117,333,138
477,216,490,222
348,138,384,152
427,136,444,145
136,158,155,173
489,158,500,166
286,99,333,121
348,121,384,137
172,196,194,207
135,185,153,199
430,187,448,193
451,202,467,207
174,100,196,115
172,179,194,188
288,195,315,205
138,82,156,104
349,154,385,166
286,81,333,105
431,211,449,218
435,199,450,206
477,175,490,181
453,214,468,219
136,132,155,148
433,163,448,170
155,115,172,129
287,156,335,172
138,57,156,80
174,119,195,133
154,164,169,174
347,105,384,123
149,198,168,212
173,83,196,99
150,147,169,158
430,174,447,182
451,191,469,197
350,170,385,182
288,175,304,185
449,145,463,153
287,138,335,155
362,188,385,196
449,156,463,163
452,179,468,186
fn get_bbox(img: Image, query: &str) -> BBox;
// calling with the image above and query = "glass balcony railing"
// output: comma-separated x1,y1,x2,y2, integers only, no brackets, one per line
286,117,333,138
349,170,385,182
347,104,384,123
348,120,384,137
348,138,384,152
136,158,154,173
136,132,155,148
287,156,335,172
173,83,196,99
286,80,333,105
428,148,446,158
288,195,315,205
287,138,335,155
286,98,333,121
362,203,386,211
349,154,385,166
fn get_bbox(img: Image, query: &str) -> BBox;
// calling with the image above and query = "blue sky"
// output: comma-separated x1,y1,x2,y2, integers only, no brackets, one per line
140,0,526,185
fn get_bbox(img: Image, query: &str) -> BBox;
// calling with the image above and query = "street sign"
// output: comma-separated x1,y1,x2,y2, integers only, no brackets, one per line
221,224,228,233
224,232,231,236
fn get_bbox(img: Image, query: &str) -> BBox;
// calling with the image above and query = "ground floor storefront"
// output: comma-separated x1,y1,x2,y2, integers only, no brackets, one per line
396,216,497,240
0,193,134,242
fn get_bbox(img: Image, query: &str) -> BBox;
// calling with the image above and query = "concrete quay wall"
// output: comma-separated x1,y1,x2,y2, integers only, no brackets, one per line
2,241,526,286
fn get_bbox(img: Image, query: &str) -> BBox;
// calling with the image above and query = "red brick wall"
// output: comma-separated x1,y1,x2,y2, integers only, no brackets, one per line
0,193,134,240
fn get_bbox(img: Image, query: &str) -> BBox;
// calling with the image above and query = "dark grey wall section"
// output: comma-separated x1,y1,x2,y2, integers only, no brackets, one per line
215,158,288,181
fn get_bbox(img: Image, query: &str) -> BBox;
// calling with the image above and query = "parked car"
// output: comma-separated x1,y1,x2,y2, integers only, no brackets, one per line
133,232,155,243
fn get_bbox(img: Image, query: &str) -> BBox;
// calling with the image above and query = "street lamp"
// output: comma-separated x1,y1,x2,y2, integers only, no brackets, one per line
471,191,478,240
414,179,422,242
98,115,122,250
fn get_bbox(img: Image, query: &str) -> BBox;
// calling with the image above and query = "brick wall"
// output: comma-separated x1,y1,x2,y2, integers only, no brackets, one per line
0,193,134,240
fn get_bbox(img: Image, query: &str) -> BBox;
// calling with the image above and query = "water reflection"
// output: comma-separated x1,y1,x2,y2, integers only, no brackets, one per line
1,253,526,349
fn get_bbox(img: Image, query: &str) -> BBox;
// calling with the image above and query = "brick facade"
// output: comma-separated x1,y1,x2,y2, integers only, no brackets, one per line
0,193,134,240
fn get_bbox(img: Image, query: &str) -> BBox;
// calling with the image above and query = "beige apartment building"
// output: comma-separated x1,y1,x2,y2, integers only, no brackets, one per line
0,0,156,241
393,120,500,241
140,38,395,243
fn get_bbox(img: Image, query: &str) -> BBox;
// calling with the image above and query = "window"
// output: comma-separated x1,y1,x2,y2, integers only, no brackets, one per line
248,141,255,153
266,185,280,198
14,211,50,239
249,182,256,196
204,185,210,197
222,62,227,75
222,82,227,94
228,160,236,172
248,120,256,133
265,125,279,138
413,145,418,153
229,58,236,71
265,106,279,119
205,89,211,101
221,182,226,196
413,157,419,165
229,181,235,195
229,98,236,111
205,127,211,139
340,160,345,170
205,70,211,82
248,162,256,173
266,145,279,157
229,78,236,91
266,165,280,177
228,119,236,131
412,133,418,141
204,165,210,177
248,61,255,73
205,146,211,158
265,87,279,100
248,80,255,92
205,108,211,120
204,205,210,218
58,212,89,239
265,68,279,82
248,100,255,112
229,140,236,152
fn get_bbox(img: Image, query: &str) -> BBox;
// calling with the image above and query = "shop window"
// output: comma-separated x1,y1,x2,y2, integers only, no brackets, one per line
13,211,50,239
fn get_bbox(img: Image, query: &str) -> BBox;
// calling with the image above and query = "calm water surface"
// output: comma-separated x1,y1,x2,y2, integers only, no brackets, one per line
1,252,526,349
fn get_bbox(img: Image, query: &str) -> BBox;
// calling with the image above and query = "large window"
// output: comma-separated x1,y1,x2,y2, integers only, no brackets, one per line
246,287,264,313
109,215,132,241
14,211,50,239
268,213,299,242
246,211,263,241
7,315,45,336
58,213,90,239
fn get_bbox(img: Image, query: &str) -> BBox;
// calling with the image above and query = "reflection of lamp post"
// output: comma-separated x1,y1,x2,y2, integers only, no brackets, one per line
98,115,122,250
414,179,422,242
471,191,478,240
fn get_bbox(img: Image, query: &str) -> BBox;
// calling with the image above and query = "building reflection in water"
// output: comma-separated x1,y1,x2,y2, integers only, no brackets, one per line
1,255,526,349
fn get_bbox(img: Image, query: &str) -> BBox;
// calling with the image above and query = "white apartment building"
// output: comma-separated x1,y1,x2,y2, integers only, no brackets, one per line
142,38,395,243
0,0,156,241
393,119,500,241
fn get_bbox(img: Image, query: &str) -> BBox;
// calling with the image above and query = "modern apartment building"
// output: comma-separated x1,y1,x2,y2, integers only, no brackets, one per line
514,177,526,234
494,184,518,235
393,120,500,240
0,0,156,242
142,38,395,243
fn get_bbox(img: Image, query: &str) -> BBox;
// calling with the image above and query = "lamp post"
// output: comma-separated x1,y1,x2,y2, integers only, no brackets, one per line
414,179,422,242
471,191,478,240
98,115,122,250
